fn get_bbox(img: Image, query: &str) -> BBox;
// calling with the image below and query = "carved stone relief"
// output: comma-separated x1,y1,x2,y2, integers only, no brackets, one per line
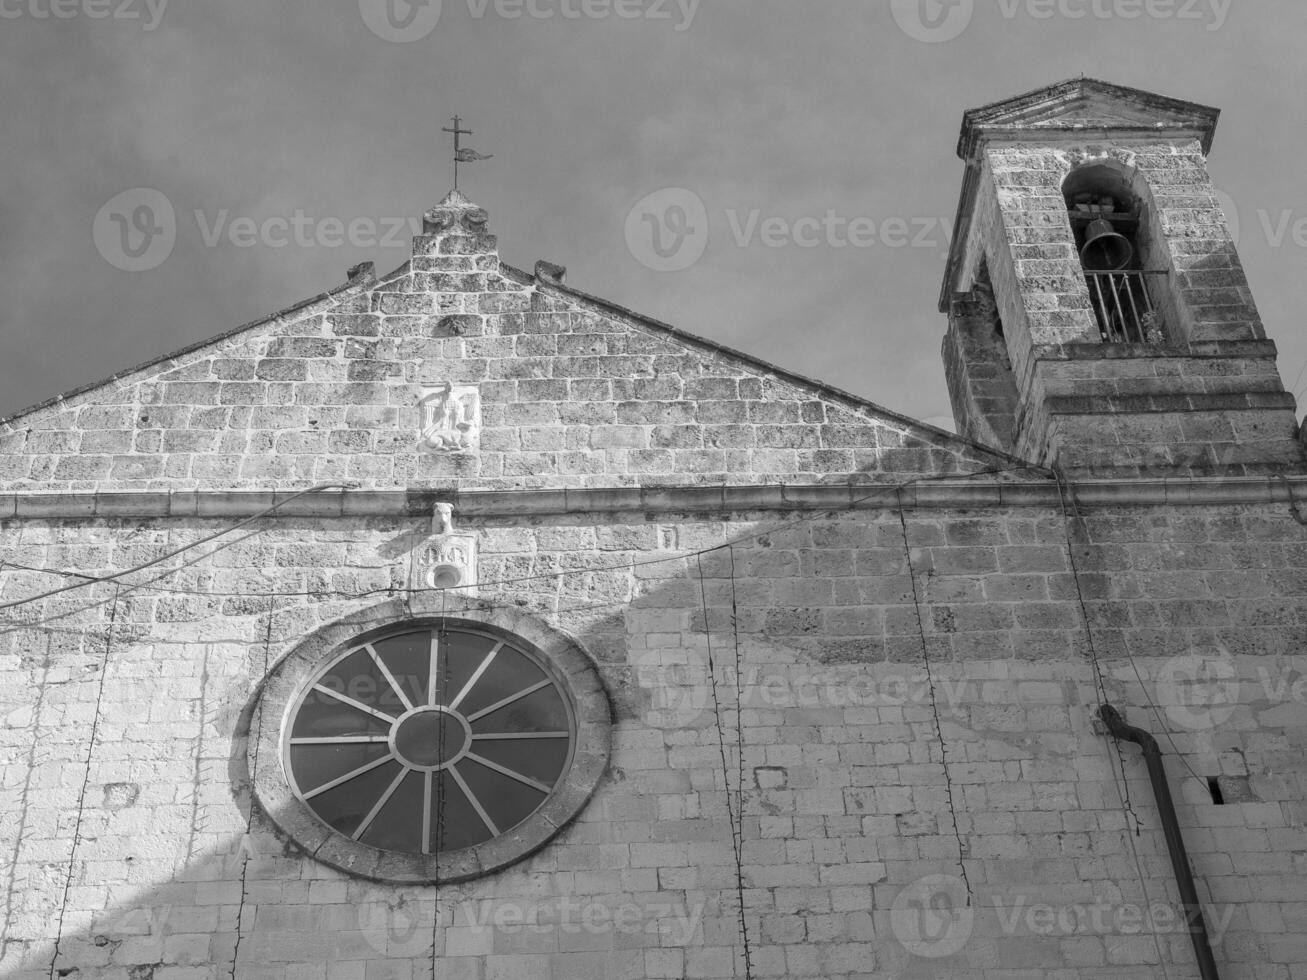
418,383,479,452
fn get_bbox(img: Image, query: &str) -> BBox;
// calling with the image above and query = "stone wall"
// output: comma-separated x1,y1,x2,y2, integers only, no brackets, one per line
2,494,1306,979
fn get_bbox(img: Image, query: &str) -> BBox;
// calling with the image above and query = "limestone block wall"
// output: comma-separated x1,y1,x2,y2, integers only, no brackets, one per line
941,291,1020,454
1,496,1305,979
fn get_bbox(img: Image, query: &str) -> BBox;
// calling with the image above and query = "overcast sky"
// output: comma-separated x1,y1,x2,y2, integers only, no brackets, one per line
2,0,1304,431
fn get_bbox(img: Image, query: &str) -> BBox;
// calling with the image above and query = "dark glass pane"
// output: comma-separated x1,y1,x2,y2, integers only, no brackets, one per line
319,648,391,715
472,738,570,786
290,688,392,739
471,685,569,734
289,742,393,797
371,631,432,710
457,757,549,834
456,646,546,718
359,770,424,853
295,752,402,833
431,771,492,851
432,630,501,707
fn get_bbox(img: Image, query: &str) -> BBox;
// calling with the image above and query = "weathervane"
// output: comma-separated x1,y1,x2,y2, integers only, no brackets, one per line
442,115,492,191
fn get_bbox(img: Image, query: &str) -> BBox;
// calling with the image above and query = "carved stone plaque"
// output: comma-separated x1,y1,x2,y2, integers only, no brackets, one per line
418,383,479,452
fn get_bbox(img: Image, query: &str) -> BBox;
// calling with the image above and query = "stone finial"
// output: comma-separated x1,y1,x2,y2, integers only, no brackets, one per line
415,190,497,264
422,189,490,236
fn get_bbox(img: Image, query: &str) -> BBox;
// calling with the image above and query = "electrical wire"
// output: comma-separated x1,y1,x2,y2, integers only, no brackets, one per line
896,486,972,902
46,585,119,980
0,468,1035,620
725,545,753,980
1054,473,1177,975
696,553,753,979
0,482,358,611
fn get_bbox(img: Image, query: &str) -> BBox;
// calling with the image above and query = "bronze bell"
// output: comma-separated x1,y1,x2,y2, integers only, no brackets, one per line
1080,217,1134,271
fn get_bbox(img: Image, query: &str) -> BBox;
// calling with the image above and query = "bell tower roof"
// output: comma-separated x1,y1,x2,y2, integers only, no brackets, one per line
957,77,1221,160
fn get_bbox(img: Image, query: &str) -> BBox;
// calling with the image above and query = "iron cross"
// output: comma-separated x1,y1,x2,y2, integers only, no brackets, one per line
443,115,473,190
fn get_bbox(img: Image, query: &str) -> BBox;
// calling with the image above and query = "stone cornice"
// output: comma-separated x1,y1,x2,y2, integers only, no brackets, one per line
2,475,1305,521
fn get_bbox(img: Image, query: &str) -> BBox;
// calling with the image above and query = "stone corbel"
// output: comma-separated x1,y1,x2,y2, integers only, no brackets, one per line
410,503,479,593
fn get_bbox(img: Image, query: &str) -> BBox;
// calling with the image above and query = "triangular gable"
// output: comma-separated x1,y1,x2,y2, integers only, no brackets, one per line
957,77,1220,159
0,193,1040,493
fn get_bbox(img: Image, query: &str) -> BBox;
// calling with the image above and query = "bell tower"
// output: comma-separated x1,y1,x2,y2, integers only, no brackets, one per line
940,78,1306,477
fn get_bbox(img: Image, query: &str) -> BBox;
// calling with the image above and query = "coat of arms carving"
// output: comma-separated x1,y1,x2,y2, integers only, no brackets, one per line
418,383,479,452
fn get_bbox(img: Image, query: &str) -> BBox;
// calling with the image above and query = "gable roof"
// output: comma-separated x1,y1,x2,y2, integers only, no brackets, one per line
957,77,1220,159
0,192,1042,493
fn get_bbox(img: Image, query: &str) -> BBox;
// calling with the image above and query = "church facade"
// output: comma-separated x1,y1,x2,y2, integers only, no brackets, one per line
1,78,1305,979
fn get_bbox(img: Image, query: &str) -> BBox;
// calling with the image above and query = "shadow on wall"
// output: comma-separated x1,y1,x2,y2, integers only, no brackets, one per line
8,445,1263,979
0,479,985,979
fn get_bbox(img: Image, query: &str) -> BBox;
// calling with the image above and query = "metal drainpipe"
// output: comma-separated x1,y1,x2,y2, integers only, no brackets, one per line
1098,703,1222,980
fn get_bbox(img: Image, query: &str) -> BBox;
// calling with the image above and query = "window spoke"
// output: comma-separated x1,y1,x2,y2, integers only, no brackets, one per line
421,770,434,855
464,751,552,794
352,767,409,840
448,641,504,711
303,752,396,800
311,683,397,723
465,678,551,723
427,632,440,707
366,643,414,713
472,732,570,740
449,764,500,838
290,735,391,745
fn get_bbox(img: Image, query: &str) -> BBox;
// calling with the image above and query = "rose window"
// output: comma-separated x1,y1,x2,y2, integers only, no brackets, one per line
283,624,575,856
